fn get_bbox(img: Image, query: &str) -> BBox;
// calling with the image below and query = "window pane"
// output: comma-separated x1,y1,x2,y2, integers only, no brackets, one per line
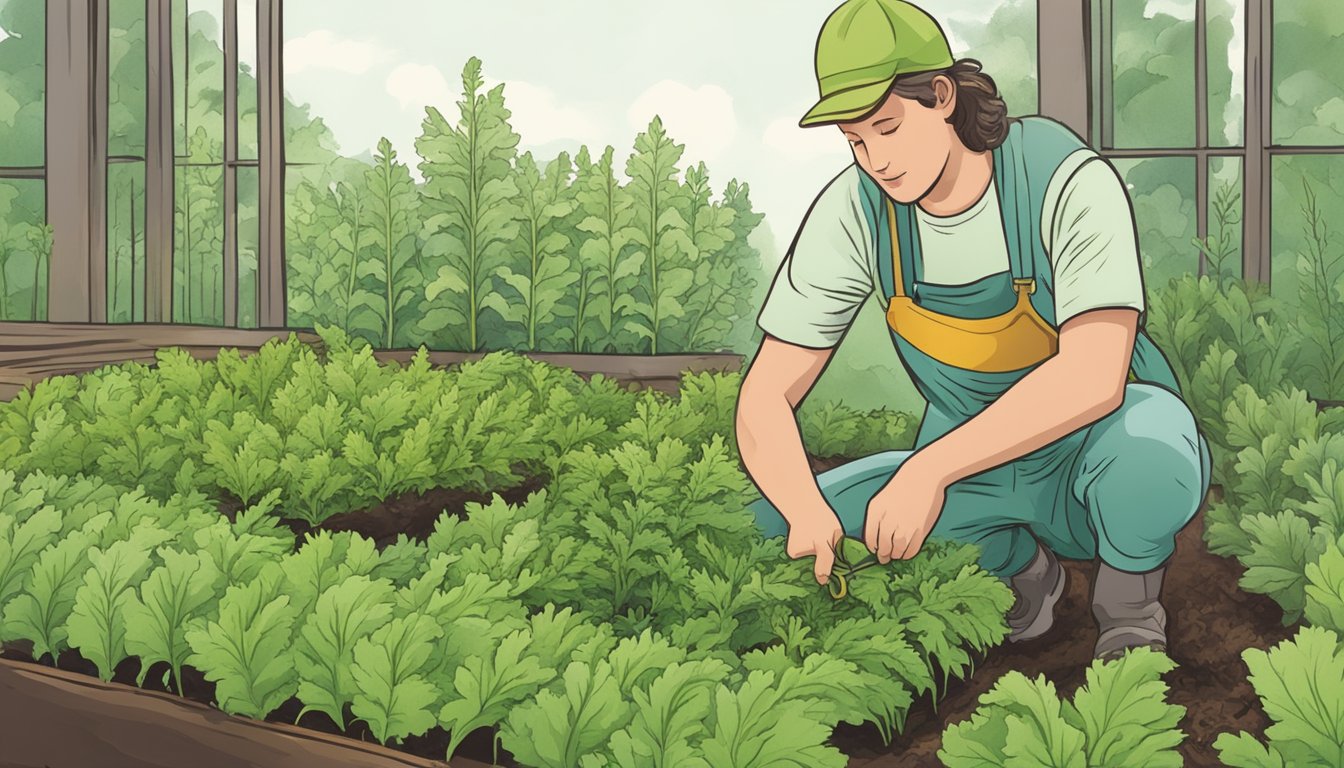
1110,0,1197,148
174,163,224,324
0,1,44,166
944,0,1038,116
109,0,147,158
107,161,146,323
180,0,225,163
1273,0,1344,145
0,179,47,320
238,0,258,161
1203,156,1243,282
1206,0,1243,147
1113,157,1198,291
238,165,259,327
1271,156,1344,304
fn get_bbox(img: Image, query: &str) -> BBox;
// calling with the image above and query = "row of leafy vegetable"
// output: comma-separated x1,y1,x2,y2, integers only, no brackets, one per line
933,271,1344,766
0,324,915,526
0,430,1010,765
0,324,1026,765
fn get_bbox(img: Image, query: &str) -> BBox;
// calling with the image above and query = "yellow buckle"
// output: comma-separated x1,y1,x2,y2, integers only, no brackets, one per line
1012,278,1036,295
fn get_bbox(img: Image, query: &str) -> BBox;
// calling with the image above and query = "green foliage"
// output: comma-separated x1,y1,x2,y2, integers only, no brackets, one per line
417,56,522,352
349,612,444,744
1215,626,1344,767
1292,179,1344,400
619,117,696,354
124,548,223,691
941,647,1184,767
185,565,299,719
363,137,424,348
487,151,579,350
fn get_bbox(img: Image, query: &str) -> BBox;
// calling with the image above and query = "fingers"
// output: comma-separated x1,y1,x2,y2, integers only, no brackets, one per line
814,541,835,586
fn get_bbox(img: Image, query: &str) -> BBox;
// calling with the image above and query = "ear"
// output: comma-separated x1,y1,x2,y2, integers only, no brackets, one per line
933,74,957,117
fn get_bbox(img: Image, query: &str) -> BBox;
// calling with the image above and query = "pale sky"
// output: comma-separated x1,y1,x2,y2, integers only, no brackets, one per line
274,0,1240,259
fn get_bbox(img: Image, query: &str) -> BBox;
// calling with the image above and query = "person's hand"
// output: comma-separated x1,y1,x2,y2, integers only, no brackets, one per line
785,510,845,586
864,458,950,563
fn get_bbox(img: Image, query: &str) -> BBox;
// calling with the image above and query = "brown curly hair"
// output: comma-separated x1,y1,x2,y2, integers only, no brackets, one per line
888,58,1011,152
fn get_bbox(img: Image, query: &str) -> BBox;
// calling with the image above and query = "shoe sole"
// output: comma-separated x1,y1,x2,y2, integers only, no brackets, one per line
1007,557,1066,643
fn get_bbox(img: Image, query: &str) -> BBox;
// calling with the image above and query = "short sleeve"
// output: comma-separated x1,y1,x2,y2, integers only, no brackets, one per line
1045,157,1146,327
756,167,875,348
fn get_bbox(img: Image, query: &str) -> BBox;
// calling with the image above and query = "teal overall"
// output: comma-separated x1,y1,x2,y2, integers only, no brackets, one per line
749,117,1213,578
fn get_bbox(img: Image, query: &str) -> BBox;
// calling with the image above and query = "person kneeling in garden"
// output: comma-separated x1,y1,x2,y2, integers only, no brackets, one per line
737,0,1212,661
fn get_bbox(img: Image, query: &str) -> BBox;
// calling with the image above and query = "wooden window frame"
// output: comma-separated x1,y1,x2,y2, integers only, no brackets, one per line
40,0,285,326
1039,0,1344,291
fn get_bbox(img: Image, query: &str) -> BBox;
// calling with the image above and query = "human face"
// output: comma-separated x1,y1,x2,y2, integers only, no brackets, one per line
837,76,957,204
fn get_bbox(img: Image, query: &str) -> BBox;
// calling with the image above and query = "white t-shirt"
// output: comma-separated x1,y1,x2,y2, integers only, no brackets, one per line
757,149,1146,349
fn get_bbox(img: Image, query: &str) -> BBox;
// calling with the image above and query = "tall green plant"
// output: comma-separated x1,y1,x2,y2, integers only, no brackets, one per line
1192,180,1243,292
676,163,754,352
417,56,521,351
486,151,577,350
572,145,638,353
1293,178,1344,400
364,137,422,348
621,117,695,354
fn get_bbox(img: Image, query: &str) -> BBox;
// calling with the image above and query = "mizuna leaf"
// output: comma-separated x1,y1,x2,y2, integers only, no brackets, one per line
66,527,166,681
124,548,224,691
349,612,443,745
438,629,555,761
294,574,396,729
1239,626,1344,766
185,565,299,719
500,658,633,768
697,670,847,768
607,657,729,768
1072,647,1185,766
1,524,101,659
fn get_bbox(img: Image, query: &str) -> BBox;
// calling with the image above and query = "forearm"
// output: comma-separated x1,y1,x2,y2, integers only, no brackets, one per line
910,355,1123,486
736,387,832,527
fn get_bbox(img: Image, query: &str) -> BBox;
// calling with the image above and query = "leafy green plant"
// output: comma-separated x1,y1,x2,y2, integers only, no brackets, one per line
417,56,522,352
941,647,1185,767
1191,180,1243,292
124,548,223,691
619,117,695,355
1215,626,1344,767
1292,178,1344,401
349,612,443,744
363,137,423,348
486,150,578,350
185,564,299,719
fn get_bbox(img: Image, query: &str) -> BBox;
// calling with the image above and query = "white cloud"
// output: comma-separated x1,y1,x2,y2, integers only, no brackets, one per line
626,80,737,167
763,114,848,160
385,63,454,112
481,77,605,148
285,30,390,75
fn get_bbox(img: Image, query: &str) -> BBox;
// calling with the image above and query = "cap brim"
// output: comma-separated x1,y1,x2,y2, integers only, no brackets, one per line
798,77,894,128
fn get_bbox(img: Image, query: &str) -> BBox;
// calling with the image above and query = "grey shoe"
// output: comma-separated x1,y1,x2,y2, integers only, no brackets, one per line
1003,542,1066,643
1093,562,1168,661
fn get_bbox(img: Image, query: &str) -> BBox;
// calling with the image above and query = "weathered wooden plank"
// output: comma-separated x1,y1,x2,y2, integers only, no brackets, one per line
0,657,480,768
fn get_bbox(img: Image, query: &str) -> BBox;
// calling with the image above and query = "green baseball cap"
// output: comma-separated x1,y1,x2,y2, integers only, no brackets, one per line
800,0,955,128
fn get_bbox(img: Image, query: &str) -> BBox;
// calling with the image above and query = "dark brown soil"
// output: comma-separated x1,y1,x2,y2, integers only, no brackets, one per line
217,462,550,546
802,468,1296,768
